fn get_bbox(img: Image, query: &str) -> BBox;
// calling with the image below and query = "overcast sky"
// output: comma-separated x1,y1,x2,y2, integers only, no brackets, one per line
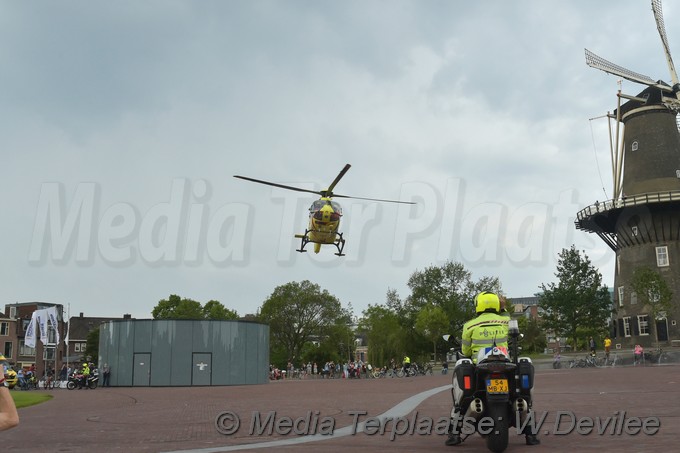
2,0,676,320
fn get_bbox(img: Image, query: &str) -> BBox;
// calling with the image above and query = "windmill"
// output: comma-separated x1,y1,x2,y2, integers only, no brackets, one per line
576,0,680,348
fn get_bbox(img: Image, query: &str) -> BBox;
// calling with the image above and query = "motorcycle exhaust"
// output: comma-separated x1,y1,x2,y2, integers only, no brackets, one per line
514,398,529,425
464,398,484,420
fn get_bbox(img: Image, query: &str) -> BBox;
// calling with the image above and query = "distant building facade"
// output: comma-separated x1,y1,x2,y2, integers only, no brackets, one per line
2,302,66,377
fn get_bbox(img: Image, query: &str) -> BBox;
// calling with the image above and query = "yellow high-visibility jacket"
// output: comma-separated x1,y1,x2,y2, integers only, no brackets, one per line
461,312,509,363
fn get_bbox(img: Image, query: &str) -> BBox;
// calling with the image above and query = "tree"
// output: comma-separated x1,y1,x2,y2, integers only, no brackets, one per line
202,300,238,320
152,295,239,320
539,246,612,350
152,295,203,319
516,317,547,354
407,261,502,343
415,304,450,362
630,266,673,348
258,280,345,363
84,327,100,364
358,303,404,367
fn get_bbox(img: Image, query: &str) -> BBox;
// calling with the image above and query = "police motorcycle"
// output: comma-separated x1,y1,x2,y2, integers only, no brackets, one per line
451,319,536,453
67,368,99,390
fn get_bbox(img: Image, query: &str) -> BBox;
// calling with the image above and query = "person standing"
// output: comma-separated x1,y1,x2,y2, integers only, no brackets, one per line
102,364,111,387
589,337,596,356
604,337,612,361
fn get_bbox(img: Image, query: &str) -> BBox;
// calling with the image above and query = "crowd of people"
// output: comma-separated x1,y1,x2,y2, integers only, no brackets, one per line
270,360,373,380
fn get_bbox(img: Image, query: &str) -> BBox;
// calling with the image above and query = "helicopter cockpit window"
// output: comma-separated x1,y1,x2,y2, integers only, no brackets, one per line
331,202,343,215
310,200,326,212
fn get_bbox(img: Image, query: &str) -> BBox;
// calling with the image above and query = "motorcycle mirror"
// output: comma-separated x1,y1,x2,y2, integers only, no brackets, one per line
443,334,451,342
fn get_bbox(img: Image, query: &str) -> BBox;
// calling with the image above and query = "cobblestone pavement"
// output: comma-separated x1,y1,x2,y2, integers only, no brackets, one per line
4,364,679,452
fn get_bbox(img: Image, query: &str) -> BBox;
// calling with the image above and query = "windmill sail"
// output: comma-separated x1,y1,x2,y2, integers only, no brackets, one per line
585,48,671,91
652,0,680,93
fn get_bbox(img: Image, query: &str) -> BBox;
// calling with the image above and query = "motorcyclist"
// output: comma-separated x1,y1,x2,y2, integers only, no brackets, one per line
446,291,540,447
79,362,91,389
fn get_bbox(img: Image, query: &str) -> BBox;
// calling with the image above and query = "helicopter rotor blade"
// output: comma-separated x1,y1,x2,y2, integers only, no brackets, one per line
332,193,416,205
233,175,322,196
325,164,352,195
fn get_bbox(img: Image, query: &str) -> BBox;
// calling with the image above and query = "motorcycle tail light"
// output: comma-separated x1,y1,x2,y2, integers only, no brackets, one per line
463,375,471,390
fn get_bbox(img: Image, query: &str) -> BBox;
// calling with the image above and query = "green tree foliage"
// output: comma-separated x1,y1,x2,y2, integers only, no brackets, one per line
630,266,673,347
152,295,238,320
358,303,403,367
84,327,99,364
258,280,346,363
406,261,502,356
516,317,547,354
539,246,612,350
202,300,239,320
415,304,450,362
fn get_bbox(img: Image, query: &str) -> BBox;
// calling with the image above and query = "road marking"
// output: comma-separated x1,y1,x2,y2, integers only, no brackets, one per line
163,384,451,453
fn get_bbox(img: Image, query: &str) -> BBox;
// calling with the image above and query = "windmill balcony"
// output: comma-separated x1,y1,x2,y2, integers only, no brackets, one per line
575,190,680,251
576,190,680,223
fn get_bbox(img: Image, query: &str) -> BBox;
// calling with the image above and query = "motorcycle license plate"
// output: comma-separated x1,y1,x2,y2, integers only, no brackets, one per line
486,378,508,394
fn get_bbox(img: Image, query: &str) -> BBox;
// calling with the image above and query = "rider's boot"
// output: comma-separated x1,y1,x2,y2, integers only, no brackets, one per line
445,406,463,446
523,426,541,445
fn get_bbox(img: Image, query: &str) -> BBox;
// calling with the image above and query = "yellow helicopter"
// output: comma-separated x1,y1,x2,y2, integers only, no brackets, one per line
234,164,414,256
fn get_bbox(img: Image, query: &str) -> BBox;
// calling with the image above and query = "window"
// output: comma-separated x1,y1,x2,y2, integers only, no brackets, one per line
18,340,35,357
9,307,16,319
638,315,649,335
618,286,625,307
631,292,638,305
43,347,56,360
617,255,621,275
632,141,639,151
74,343,81,352
631,226,638,236
0,322,8,336
3,342,12,358
656,246,669,267
623,317,631,337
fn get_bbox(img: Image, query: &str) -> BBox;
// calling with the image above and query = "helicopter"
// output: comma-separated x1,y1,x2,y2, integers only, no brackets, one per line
234,164,415,256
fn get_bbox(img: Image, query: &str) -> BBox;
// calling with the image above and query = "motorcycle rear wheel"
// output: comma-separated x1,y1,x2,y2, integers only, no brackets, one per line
486,403,509,453
88,380,98,389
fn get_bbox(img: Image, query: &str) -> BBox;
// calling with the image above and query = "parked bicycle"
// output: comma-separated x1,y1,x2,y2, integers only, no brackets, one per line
644,348,668,365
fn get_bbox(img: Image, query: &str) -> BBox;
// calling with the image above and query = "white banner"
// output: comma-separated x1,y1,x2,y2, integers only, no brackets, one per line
25,311,38,348
37,309,49,345
46,306,60,345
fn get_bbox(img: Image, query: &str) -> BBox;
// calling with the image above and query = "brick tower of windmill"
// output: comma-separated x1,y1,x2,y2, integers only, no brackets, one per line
576,0,680,349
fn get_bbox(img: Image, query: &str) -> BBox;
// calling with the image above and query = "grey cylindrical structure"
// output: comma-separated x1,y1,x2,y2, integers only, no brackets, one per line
99,319,269,386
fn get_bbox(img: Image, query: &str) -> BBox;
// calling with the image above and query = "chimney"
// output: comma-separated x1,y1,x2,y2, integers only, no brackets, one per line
123,314,132,319
79,312,84,318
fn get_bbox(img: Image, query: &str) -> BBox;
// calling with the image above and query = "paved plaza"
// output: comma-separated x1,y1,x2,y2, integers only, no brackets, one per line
4,364,679,452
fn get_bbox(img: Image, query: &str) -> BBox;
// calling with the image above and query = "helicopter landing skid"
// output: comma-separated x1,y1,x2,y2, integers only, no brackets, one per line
294,231,346,256
295,232,310,253
333,233,346,256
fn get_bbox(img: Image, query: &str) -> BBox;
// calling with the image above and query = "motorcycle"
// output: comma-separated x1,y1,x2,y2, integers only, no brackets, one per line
452,319,535,453
66,370,99,390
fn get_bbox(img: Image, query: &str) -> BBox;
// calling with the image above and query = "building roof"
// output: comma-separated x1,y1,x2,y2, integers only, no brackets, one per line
68,316,128,341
